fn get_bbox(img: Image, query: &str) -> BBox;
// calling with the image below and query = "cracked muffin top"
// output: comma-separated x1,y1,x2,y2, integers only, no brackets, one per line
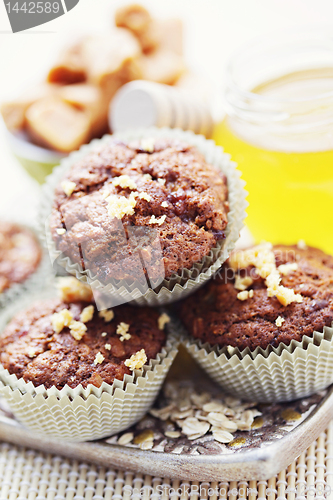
0,221,42,294
0,283,168,390
180,243,333,351
50,138,229,284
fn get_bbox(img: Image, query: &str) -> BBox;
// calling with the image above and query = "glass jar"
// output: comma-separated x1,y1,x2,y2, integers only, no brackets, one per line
214,28,333,254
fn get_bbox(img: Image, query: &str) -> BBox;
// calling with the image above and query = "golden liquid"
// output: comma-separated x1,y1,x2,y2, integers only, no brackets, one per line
214,69,333,254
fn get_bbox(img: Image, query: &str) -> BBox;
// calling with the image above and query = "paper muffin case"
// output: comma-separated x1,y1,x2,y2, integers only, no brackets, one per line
0,292,180,442
181,321,333,404
0,222,53,310
38,127,247,307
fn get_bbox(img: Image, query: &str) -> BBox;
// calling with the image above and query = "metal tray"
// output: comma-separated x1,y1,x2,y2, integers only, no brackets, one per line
0,347,332,481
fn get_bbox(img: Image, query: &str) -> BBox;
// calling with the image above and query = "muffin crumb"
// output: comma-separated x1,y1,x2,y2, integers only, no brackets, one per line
61,180,76,197
80,305,94,323
297,240,307,250
232,244,303,306
158,313,170,330
274,287,303,307
138,191,151,202
69,320,87,341
275,316,285,327
149,214,166,226
94,352,105,365
51,309,73,333
116,322,131,341
124,349,147,370
141,138,155,153
99,309,114,323
106,193,137,219
112,175,137,191
237,290,253,301
230,242,275,279
57,277,93,303
278,263,298,276
234,275,253,291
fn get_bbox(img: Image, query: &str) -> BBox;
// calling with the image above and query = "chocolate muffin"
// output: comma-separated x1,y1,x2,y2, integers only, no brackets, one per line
49,137,229,284
0,222,42,294
180,243,333,351
0,291,167,390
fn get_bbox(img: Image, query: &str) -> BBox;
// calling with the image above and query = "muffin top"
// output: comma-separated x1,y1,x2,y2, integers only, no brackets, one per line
0,279,168,389
180,243,333,351
50,138,229,284
0,222,42,294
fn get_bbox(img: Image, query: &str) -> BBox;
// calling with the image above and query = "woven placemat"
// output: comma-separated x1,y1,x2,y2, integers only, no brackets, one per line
1,420,333,500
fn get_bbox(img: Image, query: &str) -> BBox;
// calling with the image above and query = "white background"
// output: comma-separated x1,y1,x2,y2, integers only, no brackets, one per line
0,0,332,222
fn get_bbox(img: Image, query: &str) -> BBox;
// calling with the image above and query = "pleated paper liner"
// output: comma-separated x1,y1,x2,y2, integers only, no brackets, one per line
0,221,53,310
39,127,247,307
0,290,180,442
179,320,333,403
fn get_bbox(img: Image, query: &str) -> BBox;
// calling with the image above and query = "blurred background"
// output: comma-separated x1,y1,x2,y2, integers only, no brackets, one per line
0,0,332,240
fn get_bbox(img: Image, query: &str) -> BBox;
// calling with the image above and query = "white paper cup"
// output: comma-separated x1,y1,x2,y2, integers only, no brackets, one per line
38,127,247,307
0,290,180,441
181,321,333,403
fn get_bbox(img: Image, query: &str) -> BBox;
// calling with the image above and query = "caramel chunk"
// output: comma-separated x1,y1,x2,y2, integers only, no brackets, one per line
138,49,185,85
115,5,182,55
115,3,158,53
157,18,183,55
0,84,57,131
115,4,151,36
26,97,91,153
83,30,141,95
47,40,87,84
58,83,108,138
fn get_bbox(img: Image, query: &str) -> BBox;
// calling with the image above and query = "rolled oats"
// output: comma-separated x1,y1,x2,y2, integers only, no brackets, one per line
117,432,134,445
212,429,234,444
181,417,210,440
146,381,261,446
164,430,181,439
